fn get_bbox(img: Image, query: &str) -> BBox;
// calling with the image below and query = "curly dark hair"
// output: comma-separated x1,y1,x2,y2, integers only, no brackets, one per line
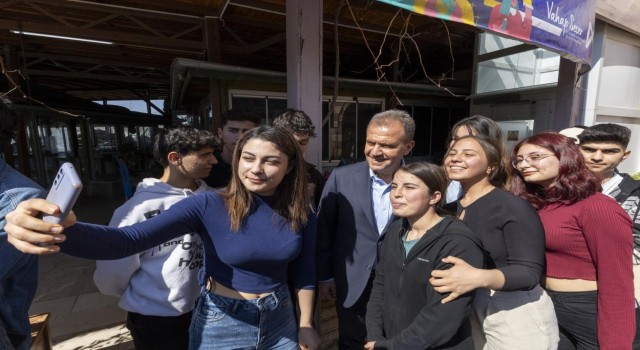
272,109,316,137
510,132,601,209
0,99,19,153
153,126,220,167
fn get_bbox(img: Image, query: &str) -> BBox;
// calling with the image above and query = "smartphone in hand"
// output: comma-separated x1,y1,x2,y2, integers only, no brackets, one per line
43,162,83,224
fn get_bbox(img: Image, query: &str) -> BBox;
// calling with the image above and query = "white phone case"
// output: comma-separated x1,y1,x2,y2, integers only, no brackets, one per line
43,162,83,224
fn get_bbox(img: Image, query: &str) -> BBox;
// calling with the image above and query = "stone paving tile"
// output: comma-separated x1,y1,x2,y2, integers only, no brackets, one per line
53,324,133,350
29,295,76,321
72,292,120,313
50,306,126,343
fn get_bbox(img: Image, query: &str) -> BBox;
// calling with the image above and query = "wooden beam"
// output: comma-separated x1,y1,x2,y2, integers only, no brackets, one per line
80,13,120,30
230,0,420,39
26,69,168,84
47,0,204,22
87,0,219,17
23,52,168,70
0,19,204,50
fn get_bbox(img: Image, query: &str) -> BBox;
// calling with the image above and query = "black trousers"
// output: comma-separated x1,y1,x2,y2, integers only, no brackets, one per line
126,311,192,350
547,290,640,350
335,272,375,350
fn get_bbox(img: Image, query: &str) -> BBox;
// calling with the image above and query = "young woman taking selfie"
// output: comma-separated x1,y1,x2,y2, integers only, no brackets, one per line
5,126,320,350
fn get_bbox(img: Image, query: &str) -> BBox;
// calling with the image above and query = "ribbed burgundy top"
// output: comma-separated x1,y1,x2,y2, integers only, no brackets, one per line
538,192,634,349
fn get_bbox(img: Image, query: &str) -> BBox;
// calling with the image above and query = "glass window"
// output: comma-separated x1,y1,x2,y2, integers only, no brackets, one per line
322,101,356,162
92,125,117,152
476,34,560,94
412,105,432,157
37,121,75,184
431,107,451,163
479,33,523,55
230,94,289,125
321,100,383,162
231,96,267,124
121,125,155,172
391,103,466,163
90,124,118,179
267,98,288,124
96,99,165,115
356,102,383,159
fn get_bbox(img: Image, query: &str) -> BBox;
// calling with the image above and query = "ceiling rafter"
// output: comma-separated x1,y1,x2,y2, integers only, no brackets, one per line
124,14,166,38
170,24,203,40
28,1,77,27
73,0,219,17
0,0,477,102
50,59,78,73
224,32,286,54
81,64,102,74
0,0,22,10
37,0,204,23
22,52,169,70
0,19,204,50
26,69,167,84
80,13,120,30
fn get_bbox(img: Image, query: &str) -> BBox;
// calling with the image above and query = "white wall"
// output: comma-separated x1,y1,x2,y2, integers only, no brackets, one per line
583,23,640,174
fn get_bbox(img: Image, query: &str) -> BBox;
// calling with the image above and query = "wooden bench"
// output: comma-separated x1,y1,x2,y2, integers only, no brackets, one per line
29,313,52,350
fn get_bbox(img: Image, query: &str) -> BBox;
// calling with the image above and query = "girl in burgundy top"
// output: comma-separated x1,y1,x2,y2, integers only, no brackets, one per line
511,132,636,350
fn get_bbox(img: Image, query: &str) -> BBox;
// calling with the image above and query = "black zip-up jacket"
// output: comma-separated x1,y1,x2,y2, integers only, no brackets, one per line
366,216,485,350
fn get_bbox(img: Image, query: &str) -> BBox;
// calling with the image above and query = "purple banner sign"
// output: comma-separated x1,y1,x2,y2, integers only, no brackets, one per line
378,0,596,63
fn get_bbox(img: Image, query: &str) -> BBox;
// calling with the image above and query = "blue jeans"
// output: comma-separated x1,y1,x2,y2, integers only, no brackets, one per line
189,285,297,350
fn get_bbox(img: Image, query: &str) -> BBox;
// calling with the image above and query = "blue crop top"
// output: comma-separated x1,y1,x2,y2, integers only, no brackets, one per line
60,192,316,293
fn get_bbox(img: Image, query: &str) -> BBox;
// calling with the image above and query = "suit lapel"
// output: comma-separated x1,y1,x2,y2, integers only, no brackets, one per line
355,163,380,236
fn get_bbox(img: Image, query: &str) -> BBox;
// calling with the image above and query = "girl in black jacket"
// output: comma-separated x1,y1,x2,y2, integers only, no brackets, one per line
365,162,484,350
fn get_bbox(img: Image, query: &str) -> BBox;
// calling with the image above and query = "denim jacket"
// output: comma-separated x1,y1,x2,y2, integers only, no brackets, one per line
0,159,45,350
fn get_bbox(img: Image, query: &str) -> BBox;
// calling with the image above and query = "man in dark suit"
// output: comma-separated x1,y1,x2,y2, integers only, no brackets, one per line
317,109,415,349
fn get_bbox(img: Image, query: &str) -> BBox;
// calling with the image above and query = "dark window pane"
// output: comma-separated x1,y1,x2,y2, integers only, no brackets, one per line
356,102,382,160
267,98,288,124
431,107,450,164
231,96,267,124
338,102,357,161
412,106,432,157
322,101,329,160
